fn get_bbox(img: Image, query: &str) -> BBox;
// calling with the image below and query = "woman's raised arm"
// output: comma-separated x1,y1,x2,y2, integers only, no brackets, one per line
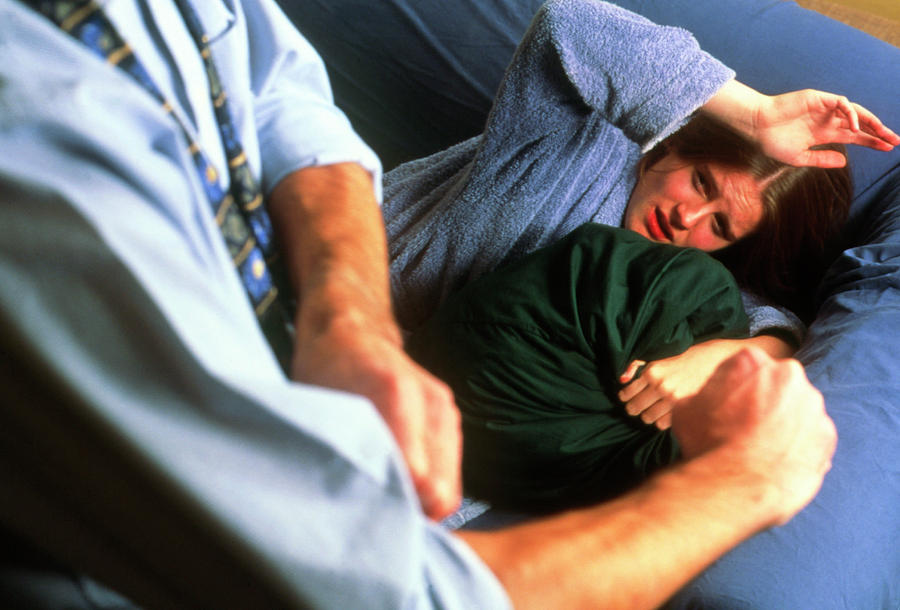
701,79,899,167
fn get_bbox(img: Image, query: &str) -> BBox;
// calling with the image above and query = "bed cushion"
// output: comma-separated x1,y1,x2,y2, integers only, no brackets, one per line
280,0,544,170
280,0,900,607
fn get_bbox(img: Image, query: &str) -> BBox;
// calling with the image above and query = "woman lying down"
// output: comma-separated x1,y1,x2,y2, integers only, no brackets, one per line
384,1,898,511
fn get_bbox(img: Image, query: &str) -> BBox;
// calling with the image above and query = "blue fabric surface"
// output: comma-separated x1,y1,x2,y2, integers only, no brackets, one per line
280,0,543,170
610,4,900,607
279,0,900,607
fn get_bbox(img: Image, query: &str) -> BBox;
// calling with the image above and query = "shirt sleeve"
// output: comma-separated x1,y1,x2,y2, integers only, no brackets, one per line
741,289,806,345
0,172,509,610
489,0,735,152
0,3,506,607
242,0,383,200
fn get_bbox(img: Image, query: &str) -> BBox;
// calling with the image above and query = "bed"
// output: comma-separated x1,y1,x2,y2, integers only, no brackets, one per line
280,0,900,606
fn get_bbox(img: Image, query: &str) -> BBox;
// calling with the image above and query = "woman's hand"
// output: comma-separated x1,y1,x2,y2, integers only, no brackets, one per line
753,89,899,167
702,80,900,167
618,335,795,430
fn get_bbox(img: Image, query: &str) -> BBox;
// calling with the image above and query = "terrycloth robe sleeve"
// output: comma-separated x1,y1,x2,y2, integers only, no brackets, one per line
385,0,735,330
484,0,734,153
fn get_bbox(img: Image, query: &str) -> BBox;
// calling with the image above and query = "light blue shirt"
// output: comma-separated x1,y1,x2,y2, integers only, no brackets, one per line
0,0,509,606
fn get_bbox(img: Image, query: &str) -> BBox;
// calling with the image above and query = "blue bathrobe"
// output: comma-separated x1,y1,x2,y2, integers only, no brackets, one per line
383,0,801,337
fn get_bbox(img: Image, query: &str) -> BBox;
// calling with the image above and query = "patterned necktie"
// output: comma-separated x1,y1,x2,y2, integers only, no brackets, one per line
25,0,296,371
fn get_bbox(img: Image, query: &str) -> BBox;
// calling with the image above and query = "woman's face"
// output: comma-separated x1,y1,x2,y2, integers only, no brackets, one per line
624,153,766,251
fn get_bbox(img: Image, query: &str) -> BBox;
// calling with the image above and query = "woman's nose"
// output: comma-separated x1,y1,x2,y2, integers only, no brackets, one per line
672,201,715,229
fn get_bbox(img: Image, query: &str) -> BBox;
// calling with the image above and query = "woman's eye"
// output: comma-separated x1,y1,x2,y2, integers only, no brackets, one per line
694,169,708,197
712,213,730,240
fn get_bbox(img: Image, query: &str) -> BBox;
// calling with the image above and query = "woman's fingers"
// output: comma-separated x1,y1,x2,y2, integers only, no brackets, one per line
797,99,897,167
638,398,675,427
619,378,675,427
834,101,899,150
619,360,663,419
619,359,646,384
759,89,897,166
799,148,847,168
851,132,896,151
832,95,859,132
854,104,900,148
620,381,652,412
655,412,673,430
622,386,675,428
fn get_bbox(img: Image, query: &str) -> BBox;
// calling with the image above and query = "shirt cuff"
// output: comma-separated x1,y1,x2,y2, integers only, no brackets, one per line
258,102,383,203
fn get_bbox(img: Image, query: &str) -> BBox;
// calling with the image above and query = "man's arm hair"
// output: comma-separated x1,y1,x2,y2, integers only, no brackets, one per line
457,348,836,609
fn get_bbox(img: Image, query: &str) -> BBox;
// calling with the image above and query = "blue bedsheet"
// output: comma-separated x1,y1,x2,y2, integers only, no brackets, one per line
280,1,900,606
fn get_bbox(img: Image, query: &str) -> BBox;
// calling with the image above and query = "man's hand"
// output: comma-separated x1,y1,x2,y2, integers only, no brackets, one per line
269,163,463,521
672,347,837,526
291,315,462,521
459,348,836,609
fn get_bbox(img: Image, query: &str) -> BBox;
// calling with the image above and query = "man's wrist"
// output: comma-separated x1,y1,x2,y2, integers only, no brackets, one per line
268,162,401,349
294,279,402,347
296,308,403,349
654,446,783,533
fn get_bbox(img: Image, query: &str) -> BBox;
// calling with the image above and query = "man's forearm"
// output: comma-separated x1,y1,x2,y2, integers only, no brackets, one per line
267,162,464,520
460,348,835,609
268,162,400,346
457,449,775,610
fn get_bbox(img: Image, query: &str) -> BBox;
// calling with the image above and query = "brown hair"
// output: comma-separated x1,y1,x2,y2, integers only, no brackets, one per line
637,114,852,323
